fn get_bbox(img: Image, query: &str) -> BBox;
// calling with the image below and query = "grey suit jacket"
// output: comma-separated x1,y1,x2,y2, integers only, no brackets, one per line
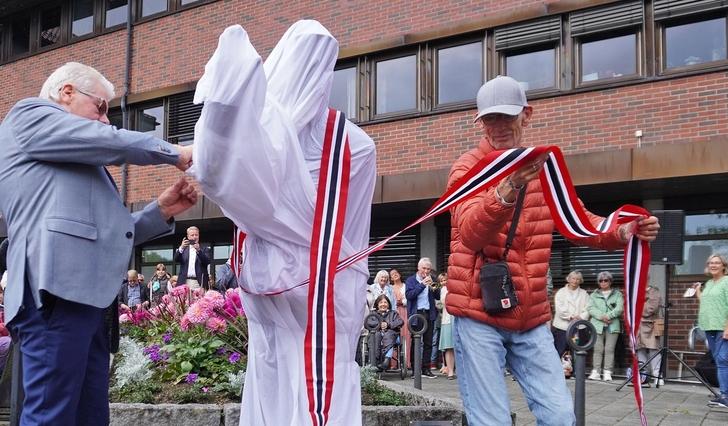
0,98,181,324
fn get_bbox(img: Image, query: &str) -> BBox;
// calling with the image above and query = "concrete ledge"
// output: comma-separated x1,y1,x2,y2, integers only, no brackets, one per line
110,382,467,426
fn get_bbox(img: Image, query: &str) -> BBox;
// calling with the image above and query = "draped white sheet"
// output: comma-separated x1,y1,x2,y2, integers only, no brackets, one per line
192,21,376,426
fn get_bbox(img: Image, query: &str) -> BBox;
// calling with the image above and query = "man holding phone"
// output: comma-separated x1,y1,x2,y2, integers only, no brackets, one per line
175,226,211,290
405,257,441,378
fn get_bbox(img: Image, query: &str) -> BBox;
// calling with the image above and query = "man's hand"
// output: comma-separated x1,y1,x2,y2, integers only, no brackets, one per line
618,215,660,243
175,145,193,172
158,177,198,221
381,322,388,330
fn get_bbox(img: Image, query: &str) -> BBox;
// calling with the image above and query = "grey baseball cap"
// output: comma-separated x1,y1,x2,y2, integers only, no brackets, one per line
473,75,528,123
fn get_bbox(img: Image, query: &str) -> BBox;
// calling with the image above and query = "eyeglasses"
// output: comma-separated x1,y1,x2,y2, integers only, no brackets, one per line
598,279,611,283
76,88,109,117
480,113,520,124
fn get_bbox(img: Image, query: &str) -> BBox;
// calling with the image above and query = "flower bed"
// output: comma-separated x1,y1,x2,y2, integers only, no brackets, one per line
111,286,247,403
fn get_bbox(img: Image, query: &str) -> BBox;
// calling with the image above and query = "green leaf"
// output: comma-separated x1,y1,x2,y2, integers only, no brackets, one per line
181,361,193,372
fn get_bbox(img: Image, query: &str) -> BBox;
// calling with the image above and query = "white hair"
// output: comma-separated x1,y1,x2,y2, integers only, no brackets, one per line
39,62,114,102
418,257,432,268
374,270,390,283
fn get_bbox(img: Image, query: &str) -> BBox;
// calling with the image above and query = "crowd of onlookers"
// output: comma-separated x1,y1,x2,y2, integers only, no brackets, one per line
363,252,728,411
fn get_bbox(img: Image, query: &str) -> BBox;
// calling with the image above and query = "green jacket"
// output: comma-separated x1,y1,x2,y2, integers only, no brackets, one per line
587,289,624,334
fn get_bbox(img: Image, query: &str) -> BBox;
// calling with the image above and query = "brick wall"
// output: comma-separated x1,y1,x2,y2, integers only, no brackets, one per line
2,0,728,205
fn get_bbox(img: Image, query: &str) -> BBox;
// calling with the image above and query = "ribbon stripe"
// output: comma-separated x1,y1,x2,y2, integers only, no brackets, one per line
304,109,350,426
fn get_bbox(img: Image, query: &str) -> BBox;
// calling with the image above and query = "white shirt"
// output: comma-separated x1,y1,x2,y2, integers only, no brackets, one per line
187,246,197,278
192,21,376,426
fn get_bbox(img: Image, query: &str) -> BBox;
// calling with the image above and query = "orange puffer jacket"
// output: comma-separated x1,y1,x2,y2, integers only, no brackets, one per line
446,139,624,332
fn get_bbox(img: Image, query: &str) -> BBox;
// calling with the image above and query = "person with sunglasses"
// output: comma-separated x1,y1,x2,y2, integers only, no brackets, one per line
587,271,624,381
0,61,197,426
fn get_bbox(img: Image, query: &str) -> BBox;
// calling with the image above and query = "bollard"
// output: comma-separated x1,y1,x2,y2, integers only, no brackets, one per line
364,314,381,369
407,314,428,390
566,320,597,426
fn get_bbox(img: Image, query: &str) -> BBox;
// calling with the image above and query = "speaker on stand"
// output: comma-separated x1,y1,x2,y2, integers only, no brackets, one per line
617,210,719,396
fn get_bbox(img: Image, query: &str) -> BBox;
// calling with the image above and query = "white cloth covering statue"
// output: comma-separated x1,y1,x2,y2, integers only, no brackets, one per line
192,21,376,426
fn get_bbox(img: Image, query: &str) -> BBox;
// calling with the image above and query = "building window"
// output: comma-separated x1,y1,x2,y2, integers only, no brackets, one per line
11,15,31,56
72,0,95,38
105,0,128,28
330,66,358,120
374,54,418,116
141,246,175,278
137,103,165,139
141,0,169,18
676,213,728,275
436,41,483,106
180,0,202,5
580,33,637,83
505,47,556,91
665,17,726,70
39,6,63,48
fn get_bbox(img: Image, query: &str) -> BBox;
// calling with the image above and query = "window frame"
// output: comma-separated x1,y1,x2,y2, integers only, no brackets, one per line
369,48,422,120
499,42,560,95
657,11,728,76
676,211,728,277
574,27,643,88
330,60,362,122
431,36,486,111
134,99,167,140
37,3,67,52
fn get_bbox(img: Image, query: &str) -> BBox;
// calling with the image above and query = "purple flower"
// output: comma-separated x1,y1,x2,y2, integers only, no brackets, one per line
216,347,227,355
143,344,160,356
186,373,198,384
228,352,241,364
162,332,172,344
201,387,209,393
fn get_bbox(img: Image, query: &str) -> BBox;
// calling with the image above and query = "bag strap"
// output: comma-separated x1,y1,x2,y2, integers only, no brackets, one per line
502,188,526,260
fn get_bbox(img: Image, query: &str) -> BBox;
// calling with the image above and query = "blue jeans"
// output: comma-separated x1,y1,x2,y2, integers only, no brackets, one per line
453,317,575,426
705,331,728,395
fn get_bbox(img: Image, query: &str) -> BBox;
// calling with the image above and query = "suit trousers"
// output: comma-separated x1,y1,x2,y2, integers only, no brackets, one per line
9,284,109,425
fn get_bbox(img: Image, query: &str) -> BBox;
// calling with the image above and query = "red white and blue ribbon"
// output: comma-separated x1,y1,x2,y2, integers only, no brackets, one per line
230,227,246,278
303,109,351,426
236,141,651,425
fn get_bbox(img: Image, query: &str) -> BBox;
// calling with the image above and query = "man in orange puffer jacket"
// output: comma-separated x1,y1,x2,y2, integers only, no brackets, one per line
446,76,660,425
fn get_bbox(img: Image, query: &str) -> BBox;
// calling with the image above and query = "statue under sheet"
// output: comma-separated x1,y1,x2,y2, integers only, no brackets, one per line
192,21,376,426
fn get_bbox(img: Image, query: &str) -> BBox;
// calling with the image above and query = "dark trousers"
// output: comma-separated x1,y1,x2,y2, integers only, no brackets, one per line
410,309,434,372
552,327,567,357
9,285,110,426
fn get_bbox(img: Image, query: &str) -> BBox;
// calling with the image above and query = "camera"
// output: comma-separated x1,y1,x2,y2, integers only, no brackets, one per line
189,239,197,245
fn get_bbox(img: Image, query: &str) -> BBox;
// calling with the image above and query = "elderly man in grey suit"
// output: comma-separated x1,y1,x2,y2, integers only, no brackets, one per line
0,62,197,425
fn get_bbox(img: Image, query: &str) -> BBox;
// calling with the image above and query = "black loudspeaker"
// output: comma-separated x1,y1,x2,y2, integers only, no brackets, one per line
650,210,685,265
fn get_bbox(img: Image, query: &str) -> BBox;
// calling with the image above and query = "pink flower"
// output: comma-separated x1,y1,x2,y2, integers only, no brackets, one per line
186,303,211,324
180,316,191,331
150,307,161,317
161,294,172,305
205,316,227,333
193,288,205,298
204,291,225,309
171,285,189,297
119,313,130,323
226,289,242,309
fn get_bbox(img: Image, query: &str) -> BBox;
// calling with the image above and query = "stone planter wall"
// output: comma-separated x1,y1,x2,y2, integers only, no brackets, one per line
110,380,466,426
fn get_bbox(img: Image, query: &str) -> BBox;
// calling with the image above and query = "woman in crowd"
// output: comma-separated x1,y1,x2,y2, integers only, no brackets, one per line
587,271,623,381
149,263,171,306
437,273,456,379
692,254,728,408
636,283,662,387
552,270,590,357
390,268,410,369
367,270,394,308
371,294,404,371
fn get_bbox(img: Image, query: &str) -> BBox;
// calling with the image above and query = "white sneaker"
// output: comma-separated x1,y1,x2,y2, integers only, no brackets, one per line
588,370,600,380
603,370,613,381
654,378,664,386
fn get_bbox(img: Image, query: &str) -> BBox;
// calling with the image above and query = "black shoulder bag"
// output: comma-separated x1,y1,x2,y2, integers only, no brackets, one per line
479,188,525,314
